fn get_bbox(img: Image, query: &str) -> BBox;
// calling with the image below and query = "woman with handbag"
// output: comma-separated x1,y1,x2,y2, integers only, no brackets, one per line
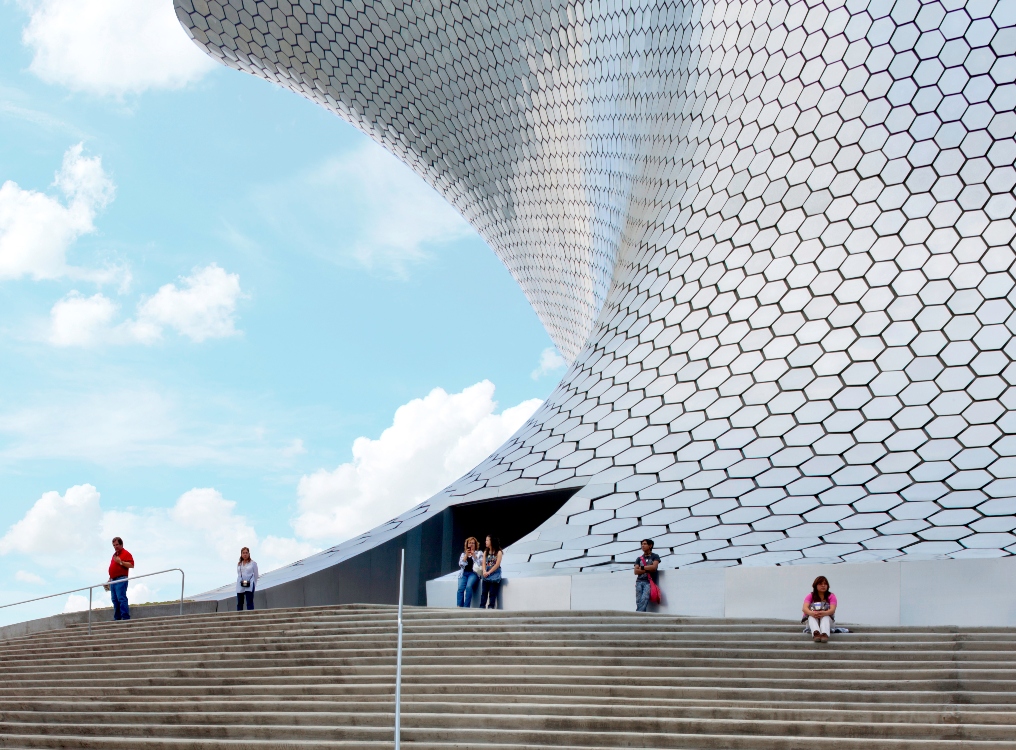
479,535,503,609
236,547,259,611
802,575,837,642
456,537,483,607
634,539,660,612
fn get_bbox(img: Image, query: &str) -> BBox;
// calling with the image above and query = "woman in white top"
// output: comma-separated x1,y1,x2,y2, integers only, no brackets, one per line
456,537,483,607
236,547,259,611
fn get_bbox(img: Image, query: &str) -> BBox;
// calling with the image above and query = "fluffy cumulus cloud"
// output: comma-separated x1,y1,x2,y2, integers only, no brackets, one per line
0,483,103,556
48,291,119,346
0,484,318,608
21,0,216,96
294,381,542,542
47,265,244,347
131,264,244,343
0,143,115,281
531,347,568,380
0,382,545,613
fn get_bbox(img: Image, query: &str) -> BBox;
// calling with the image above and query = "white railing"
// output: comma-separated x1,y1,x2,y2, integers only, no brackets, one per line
0,568,185,636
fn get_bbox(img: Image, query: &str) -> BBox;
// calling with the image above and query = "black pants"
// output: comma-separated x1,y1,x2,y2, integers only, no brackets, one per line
236,589,254,610
480,579,501,609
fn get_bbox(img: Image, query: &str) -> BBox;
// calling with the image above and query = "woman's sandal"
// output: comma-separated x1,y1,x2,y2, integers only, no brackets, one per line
813,631,822,642
820,634,829,643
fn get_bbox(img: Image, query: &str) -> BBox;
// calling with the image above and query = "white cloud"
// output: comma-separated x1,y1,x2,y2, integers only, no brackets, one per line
132,264,243,343
0,143,116,281
0,483,103,556
15,570,45,585
46,265,244,347
294,381,542,542
0,379,545,603
48,291,119,346
260,142,475,275
531,347,567,380
1,485,319,600
21,0,216,97
62,581,156,612
63,593,89,612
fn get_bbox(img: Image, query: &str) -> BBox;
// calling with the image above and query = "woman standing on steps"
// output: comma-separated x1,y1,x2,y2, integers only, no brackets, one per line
237,547,259,611
803,576,837,642
456,536,483,607
479,535,503,609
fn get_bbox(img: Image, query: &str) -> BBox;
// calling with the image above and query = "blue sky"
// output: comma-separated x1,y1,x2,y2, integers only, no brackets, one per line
0,0,564,622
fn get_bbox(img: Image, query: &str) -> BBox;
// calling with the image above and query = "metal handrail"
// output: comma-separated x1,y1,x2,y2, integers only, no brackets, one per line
0,568,185,635
394,549,405,750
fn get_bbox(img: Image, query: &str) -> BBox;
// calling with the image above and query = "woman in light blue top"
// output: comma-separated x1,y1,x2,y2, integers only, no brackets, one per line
236,547,259,611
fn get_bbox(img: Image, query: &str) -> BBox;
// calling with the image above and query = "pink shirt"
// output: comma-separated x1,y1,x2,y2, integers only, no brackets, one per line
804,592,837,611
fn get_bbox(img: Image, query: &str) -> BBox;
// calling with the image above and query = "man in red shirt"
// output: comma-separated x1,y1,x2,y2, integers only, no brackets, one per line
104,537,134,621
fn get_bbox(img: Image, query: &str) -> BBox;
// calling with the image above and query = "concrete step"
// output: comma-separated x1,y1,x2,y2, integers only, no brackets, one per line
5,701,1016,724
0,604,1013,749
4,708,1016,740
5,658,1013,681
3,724,1016,749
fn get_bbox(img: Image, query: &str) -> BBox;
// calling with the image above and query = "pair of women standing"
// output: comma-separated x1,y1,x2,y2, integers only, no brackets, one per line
456,535,503,608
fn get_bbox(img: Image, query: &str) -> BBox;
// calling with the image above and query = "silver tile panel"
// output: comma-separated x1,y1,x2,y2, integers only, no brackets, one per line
176,0,1016,576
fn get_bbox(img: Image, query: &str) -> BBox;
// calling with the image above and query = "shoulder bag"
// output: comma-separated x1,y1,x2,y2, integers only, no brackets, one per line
640,556,662,604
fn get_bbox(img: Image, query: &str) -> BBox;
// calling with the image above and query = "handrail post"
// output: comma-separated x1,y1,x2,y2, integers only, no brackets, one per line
179,569,185,616
87,587,92,636
394,548,405,750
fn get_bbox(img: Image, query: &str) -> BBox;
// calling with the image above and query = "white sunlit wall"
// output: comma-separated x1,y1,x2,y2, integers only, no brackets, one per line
175,0,1016,584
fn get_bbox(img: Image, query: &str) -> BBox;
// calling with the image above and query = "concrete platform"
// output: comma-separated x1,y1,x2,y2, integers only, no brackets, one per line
426,557,1016,627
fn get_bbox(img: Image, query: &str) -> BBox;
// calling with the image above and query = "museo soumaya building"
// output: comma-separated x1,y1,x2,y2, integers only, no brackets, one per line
173,0,1016,622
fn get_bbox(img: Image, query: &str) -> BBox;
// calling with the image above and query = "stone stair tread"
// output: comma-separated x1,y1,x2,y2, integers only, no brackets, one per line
0,605,1013,749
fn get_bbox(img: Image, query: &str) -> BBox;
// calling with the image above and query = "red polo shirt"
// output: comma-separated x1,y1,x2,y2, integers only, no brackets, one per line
109,549,134,579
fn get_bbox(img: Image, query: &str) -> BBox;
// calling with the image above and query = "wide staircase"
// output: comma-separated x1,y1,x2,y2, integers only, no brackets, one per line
0,604,1014,748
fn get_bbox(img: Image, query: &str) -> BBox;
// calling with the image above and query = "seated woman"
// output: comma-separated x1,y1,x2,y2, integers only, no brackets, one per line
802,575,837,643
456,537,482,607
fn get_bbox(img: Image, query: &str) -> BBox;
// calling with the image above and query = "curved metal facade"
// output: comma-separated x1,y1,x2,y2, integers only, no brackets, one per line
176,0,1016,578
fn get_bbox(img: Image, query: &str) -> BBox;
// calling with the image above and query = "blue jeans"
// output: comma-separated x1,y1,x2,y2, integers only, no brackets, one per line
110,578,130,620
635,580,651,612
456,572,478,607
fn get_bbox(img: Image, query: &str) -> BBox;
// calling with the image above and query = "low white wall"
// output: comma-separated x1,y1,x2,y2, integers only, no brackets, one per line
426,557,1016,627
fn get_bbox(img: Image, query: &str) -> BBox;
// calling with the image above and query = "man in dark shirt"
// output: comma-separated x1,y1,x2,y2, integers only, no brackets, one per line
634,538,660,612
104,537,135,621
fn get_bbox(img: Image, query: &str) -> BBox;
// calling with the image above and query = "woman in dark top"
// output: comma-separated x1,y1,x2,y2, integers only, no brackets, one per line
479,535,503,609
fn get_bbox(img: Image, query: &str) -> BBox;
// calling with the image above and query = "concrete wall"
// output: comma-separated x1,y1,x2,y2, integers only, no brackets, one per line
0,600,219,641
426,557,1016,627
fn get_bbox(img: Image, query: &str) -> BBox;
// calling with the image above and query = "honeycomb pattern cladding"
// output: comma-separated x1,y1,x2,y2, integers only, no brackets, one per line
176,0,1016,573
